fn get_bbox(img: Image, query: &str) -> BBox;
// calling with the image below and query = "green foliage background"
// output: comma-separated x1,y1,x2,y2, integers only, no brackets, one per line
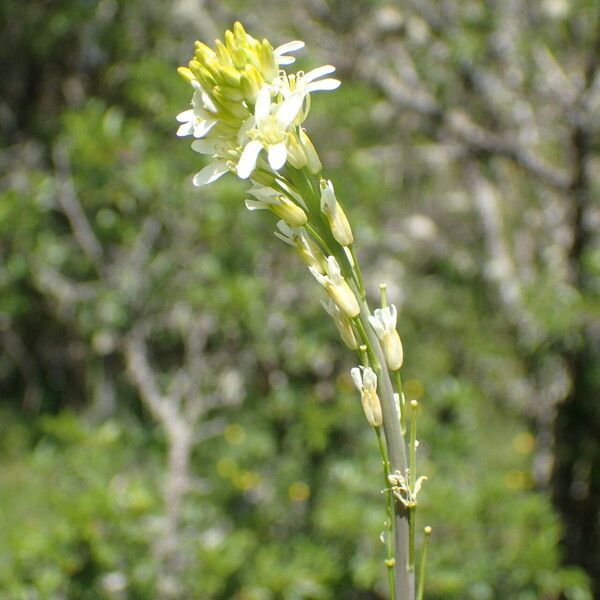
1,1,598,599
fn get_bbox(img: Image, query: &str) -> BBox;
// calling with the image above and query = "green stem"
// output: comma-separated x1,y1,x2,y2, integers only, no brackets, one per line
376,428,396,600
417,527,432,600
353,317,378,367
408,508,416,571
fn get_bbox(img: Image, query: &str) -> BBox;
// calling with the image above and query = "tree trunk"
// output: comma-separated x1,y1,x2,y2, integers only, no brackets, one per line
552,331,600,596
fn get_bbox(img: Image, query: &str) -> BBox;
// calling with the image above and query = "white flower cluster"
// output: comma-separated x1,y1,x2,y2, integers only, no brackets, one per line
176,22,340,187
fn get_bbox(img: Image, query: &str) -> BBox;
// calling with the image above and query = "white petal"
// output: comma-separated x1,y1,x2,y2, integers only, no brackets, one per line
303,65,336,83
383,305,397,330
176,109,194,123
248,184,276,203
191,139,217,155
192,161,229,186
177,121,194,137
255,87,272,122
275,231,294,244
202,91,217,113
237,140,263,179
191,90,204,108
363,367,377,390
306,78,341,92
238,116,255,142
276,219,294,238
274,40,305,56
274,219,295,245
245,199,267,211
276,94,303,128
320,179,336,210
326,256,341,278
268,142,288,171
368,315,385,338
193,118,217,138
276,56,296,65
350,367,363,391
309,266,328,286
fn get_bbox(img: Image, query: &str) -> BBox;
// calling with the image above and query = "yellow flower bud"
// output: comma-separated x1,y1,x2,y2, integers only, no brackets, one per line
271,196,308,227
215,40,233,67
220,65,242,87
177,67,195,83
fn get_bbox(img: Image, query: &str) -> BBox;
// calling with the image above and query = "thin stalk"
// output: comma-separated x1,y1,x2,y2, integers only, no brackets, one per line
353,317,378,367
376,428,396,600
408,509,416,572
379,283,387,306
358,344,369,367
416,527,432,600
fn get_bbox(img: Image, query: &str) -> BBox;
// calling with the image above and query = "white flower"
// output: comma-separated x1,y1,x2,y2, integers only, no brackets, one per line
274,40,305,65
245,184,307,227
310,256,359,318
176,82,218,138
320,179,353,246
368,305,404,371
272,66,341,127
236,86,304,178
350,366,382,427
277,65,341,98
190,136,241,186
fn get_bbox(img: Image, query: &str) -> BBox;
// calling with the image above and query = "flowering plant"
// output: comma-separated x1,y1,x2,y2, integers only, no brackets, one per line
177,22,430,599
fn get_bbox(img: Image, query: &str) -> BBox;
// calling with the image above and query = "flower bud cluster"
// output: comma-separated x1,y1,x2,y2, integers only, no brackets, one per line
178,24,362,347
177,21,339,186
178,24,389,431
